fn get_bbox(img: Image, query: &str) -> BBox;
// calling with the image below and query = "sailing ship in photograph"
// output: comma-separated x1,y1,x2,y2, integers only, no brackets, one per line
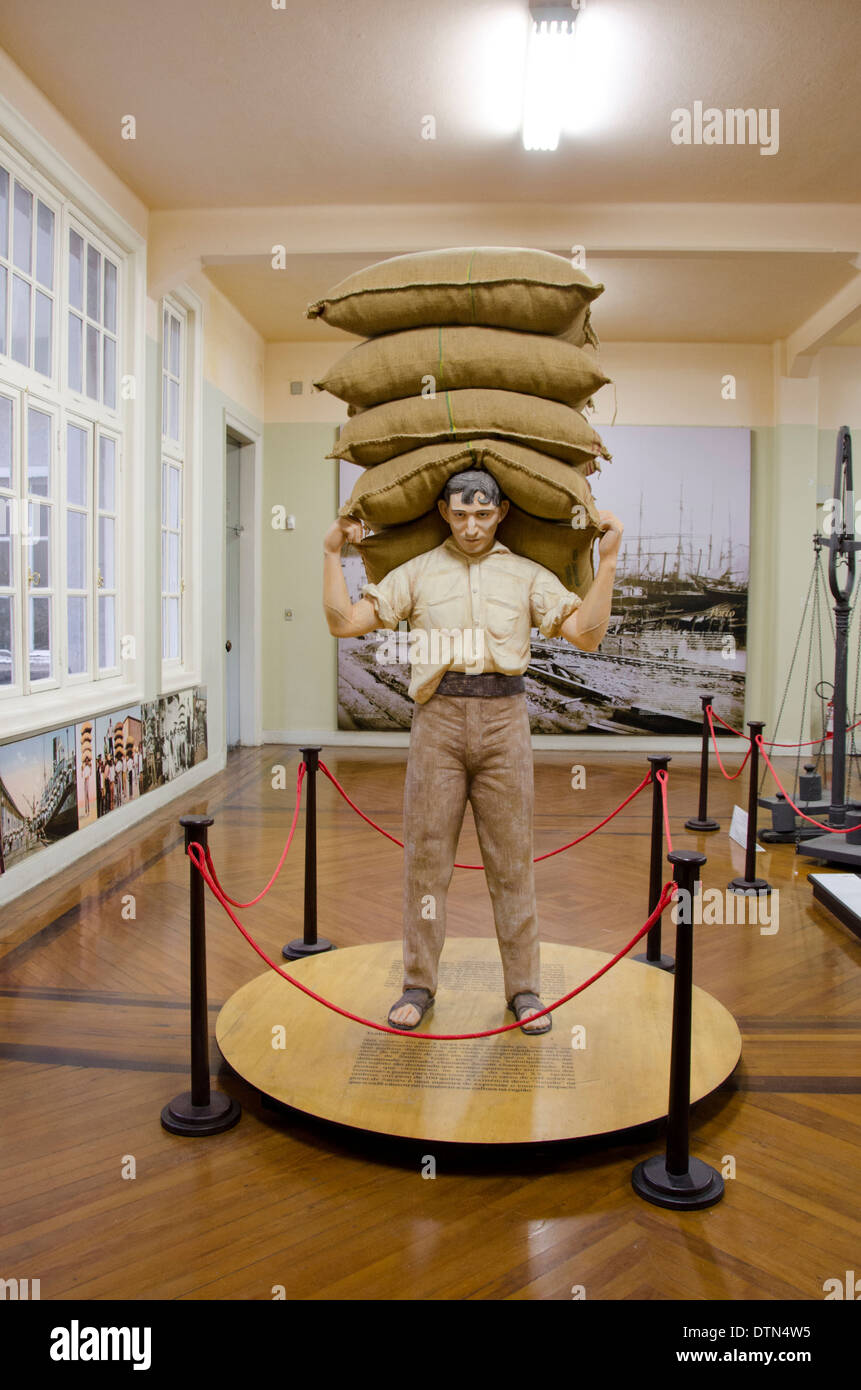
526,480,747,735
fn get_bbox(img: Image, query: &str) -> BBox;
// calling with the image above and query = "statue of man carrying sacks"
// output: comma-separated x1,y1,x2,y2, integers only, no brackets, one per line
323,469,623,1033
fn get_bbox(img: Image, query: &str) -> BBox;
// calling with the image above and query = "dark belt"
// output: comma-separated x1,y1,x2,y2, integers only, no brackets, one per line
435,672,525,698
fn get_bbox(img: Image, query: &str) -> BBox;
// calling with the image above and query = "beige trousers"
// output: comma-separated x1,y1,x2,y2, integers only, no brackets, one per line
402,692,540,1001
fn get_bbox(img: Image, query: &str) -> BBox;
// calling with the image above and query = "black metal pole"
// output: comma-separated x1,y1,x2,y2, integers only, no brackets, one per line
632,849,724,1210
283,747,335,959
161,815,241,1136
634,754,674,970
828,426,856,827
728,721,772,895
685,694,720,831
831,602,850,827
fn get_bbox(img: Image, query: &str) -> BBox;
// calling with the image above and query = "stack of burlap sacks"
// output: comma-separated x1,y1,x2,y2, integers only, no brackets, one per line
307,247,610,597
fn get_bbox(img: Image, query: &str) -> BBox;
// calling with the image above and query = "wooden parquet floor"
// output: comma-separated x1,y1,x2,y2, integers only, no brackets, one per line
0,744,859,1301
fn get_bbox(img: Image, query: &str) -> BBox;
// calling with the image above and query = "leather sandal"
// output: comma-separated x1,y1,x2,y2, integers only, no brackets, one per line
387,987,435,1031
508,992,552,1034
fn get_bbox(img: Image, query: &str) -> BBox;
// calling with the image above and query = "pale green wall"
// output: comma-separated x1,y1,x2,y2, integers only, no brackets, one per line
262,423,340,734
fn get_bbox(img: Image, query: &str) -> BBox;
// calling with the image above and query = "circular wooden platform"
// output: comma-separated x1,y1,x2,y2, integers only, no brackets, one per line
216,938,741,1145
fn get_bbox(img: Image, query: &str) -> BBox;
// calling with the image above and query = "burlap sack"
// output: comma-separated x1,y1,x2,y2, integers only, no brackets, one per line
338,438,603,527
358,502,601,597
314,325,609,411
328,388,610,468
306,247,603,341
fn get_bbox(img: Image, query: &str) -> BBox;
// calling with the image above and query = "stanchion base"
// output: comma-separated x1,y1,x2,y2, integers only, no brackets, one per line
684,817,720,832
631,1154,724,1210
727,877,772,895
161,1089,241,1137
282,938,336,960
633,951,675,971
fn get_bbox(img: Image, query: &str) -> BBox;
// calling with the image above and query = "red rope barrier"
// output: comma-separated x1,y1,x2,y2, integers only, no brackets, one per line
756,736,859,834
706,705,752,781
707,705,748,739
188,837,678,1039
317,759,653,868
708,702,861,748
202,762,306,908
656,769,674,853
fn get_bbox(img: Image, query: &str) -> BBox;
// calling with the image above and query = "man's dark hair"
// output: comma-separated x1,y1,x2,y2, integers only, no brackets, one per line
441,469,504,507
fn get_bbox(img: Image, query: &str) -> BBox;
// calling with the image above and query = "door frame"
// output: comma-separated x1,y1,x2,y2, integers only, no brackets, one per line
224,409,262,747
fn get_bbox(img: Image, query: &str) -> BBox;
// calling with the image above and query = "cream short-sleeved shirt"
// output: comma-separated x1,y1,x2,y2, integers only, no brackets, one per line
361,536,582,704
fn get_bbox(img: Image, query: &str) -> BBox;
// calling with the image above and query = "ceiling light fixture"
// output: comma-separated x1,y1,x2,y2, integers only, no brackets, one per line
522,2,581,151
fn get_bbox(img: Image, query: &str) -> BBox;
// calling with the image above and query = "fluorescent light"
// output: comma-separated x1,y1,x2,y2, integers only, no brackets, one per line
522,5,579,151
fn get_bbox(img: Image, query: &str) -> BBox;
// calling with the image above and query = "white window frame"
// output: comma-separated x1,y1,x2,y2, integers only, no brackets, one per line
0,106,146,742
160,285,202,693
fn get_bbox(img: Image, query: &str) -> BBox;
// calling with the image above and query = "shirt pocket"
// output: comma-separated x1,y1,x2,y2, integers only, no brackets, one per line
484,593,523,641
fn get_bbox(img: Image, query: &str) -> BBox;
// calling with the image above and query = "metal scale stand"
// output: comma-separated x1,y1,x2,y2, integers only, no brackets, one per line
796,426,861,868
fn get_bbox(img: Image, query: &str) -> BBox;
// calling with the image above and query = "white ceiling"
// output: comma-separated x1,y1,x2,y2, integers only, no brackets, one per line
2,0,860,348
2,0,860,207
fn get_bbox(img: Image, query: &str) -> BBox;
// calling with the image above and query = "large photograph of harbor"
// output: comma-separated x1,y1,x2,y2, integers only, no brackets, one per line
337,427,750,734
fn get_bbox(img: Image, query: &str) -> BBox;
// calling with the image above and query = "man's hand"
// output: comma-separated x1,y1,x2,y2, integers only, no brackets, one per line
324,516,364,554
597,510,624,562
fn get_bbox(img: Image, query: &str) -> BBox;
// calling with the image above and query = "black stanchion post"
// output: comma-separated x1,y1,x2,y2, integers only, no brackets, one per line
634,754,674,970
161,815,241,1137
283,747,336,959
685,694,720,832
632,849,724,1210
728,721,772,896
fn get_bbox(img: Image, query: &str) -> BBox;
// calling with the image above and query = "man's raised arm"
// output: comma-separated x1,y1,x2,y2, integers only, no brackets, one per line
323,518,381,637
559,510,624,653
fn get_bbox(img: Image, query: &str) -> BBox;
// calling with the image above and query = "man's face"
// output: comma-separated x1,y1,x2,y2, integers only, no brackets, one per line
438,491,509,556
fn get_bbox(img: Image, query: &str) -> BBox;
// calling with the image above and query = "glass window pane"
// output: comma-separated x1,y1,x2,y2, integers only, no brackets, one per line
162,373,168,436
170,314,181,377
11,274,30,365
0,498,11,586
36,202,54,289
168,464,180,528
161,461,168,525
86,323,99,400
29,501,51,586
67,510,87,589
168,379,179,442
104,259,117,333
29,594,51,681
161,528,167,591
67,424,88,505
168,530,179,591
0,266,6,356
162,307,169,369
168,595,179,659
0,395,12,489
67,594,87,674
34,290,52,376
99,593,115,669
86,243,101,321
0,167,8,260
69,229,84,310
68,312,83,393
13,182,32,274
103,335,116,410
99,514,115,588
162,596,168,659
27,409,51,497
99,437,116,511
0,594,12,685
